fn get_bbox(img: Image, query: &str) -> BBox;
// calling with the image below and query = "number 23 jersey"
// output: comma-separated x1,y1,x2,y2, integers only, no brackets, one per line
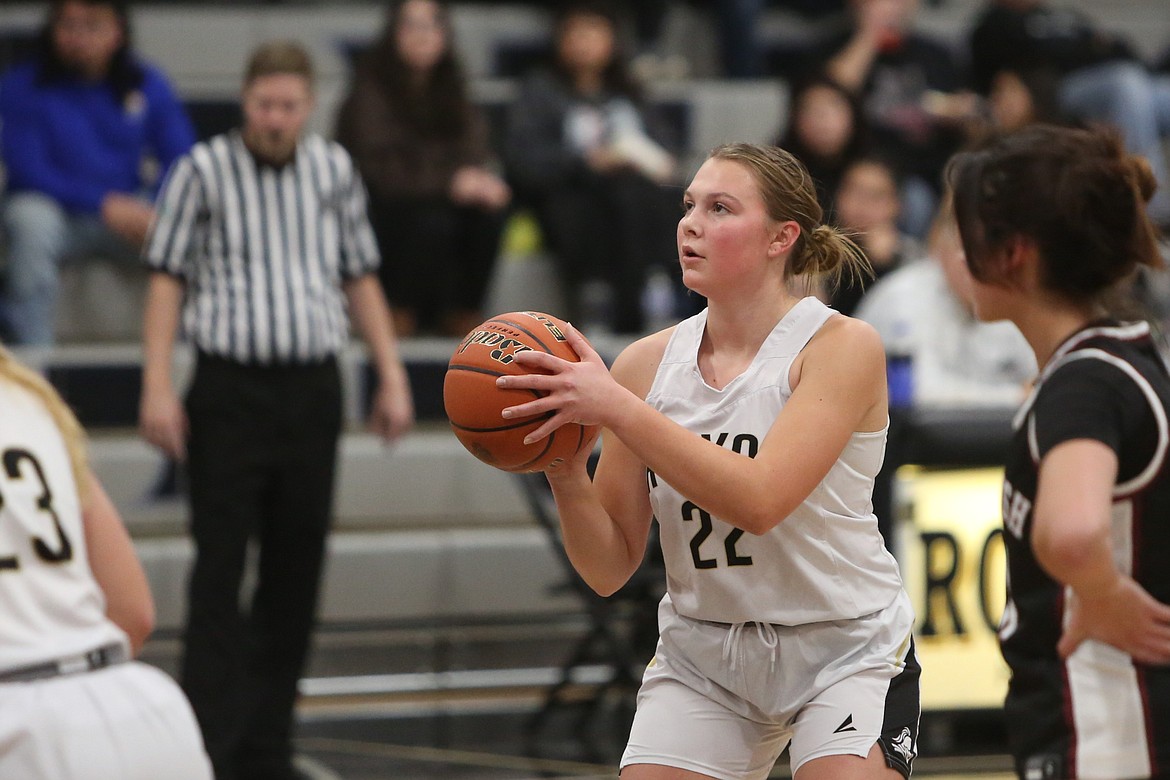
0,380,126,672
644,297,904,625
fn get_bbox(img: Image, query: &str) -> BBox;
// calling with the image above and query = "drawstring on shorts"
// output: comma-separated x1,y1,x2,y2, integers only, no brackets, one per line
722,621,779,674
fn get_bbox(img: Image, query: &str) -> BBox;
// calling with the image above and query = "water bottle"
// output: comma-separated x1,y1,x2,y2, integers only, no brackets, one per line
886,319,915,409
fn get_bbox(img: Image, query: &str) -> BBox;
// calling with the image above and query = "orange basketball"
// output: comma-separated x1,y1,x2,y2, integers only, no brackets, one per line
444,311,597,472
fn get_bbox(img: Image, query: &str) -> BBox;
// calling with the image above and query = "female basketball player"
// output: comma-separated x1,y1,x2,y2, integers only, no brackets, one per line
0,346,211,778
498,143,921,780
946,124,1170,780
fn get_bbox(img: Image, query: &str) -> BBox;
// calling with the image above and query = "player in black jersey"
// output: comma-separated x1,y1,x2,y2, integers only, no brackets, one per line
948,124,1170,779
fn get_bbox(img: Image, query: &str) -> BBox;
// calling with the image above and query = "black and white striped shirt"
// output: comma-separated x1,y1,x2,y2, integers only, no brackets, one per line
145,130,380,365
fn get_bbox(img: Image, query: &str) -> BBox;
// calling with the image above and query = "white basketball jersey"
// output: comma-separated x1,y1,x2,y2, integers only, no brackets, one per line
645,297,904,625
0,380,126,671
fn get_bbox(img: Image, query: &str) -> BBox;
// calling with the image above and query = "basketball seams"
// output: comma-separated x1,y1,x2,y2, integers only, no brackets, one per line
450,412,554,433
573,423,587,453
446,364,543,408
488,313,578,360
445,310,593,472
513,433,557,472
446,363,509,378
447,364,542,396
487,315,555,354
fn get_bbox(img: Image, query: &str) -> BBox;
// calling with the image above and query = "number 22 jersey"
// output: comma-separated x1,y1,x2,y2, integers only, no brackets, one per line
644,297,905,626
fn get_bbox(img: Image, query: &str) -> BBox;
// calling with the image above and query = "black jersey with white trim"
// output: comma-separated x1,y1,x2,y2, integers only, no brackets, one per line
999,320,1170,778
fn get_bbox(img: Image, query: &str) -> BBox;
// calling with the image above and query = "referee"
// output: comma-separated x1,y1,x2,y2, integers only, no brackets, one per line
138,41,414,780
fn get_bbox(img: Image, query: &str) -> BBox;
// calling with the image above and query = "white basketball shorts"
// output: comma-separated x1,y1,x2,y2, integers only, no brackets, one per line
621,590,921,780
0,660,213,779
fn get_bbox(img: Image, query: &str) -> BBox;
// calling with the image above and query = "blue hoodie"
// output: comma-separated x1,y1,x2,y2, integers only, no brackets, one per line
0,58,195,215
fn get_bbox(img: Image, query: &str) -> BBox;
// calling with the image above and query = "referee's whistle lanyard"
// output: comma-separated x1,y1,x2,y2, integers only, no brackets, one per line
723,621,779,675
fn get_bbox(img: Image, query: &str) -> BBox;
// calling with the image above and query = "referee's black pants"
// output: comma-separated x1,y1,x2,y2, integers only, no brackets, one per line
180,353,342,780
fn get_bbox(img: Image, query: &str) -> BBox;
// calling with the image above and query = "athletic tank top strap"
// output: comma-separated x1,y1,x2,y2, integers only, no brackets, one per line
767,298,837,396
651,297,837,400
655,307,707,374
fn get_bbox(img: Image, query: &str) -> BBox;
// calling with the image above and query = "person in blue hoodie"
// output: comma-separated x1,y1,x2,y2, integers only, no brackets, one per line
0,0,194,346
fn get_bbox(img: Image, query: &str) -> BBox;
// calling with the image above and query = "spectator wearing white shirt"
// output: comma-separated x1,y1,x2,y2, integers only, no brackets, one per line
856,197,1036,407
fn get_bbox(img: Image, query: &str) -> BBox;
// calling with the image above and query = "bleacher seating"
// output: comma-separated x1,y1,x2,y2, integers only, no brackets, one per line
0,27,35,72
184,97,241,142
1,0,1166,640
9,340,571,632
14,330,634,632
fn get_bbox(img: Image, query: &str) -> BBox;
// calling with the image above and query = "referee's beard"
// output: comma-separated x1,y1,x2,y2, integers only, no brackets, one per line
243,127,299,168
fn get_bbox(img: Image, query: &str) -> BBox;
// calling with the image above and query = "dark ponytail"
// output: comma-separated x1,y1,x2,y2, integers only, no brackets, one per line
948,124,1162,304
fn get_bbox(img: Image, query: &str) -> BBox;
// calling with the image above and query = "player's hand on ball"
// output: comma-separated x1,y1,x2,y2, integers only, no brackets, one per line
544,424,601,476
444,311,597,472
497,323,617,443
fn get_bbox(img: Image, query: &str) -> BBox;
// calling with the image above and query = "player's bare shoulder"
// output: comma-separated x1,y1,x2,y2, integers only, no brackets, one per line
813,312,883,361
610,326,675,400
792,312,885,391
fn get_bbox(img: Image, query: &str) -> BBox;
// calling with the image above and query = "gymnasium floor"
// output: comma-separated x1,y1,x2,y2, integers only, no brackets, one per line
290,706,1017,780
144,619,1017,780
292,710,1016,780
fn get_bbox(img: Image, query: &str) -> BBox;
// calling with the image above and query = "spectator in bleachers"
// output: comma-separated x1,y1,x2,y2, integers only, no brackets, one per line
626,0,690,81
503,0,682,335
631,0,849,80
138,40,414,780
982,67,1067,134
828,155,919,316
855,194,1035,408
335,0,511,338
805,0,979,239
969,0,1170,228
777,74,869,223
712,0,848,79
959,66,1084,165
0,0,194,346
955,66,1072,151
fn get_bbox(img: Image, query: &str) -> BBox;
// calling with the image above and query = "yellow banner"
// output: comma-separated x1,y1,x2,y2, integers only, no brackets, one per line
895,466,1010,711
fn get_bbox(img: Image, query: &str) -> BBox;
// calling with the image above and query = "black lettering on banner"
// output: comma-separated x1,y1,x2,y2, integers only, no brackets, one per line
978,528,1005,633
0,448,74,570
919,530,964,636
